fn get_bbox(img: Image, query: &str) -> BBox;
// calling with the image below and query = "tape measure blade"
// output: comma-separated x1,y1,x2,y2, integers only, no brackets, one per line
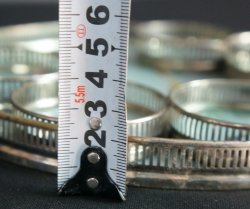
58,0,131,200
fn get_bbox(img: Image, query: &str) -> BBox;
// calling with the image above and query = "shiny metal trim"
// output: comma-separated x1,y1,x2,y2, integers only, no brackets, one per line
130,20,229,72
169,79,250,141
1,136,250,190
11,79,167,138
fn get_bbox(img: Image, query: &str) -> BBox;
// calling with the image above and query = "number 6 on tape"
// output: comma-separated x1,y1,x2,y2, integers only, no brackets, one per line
58,0,131,201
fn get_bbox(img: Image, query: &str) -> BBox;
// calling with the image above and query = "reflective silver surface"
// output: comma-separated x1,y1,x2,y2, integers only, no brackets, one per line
169,79,250,141
0,21,58,54
130,20,229,72
0,21,250,190
2,135,250,190
0,47,57,116
0,22,59,154
0,22,58,104
226,32,250,78
11,79,167,137
127,136,250,190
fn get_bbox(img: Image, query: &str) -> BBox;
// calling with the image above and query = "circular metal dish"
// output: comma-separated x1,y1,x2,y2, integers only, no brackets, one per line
0,21,58,54
169,79,250,141
0,22,58,157
130,20,229,72
0,78,249,190
127,136,250,190
1,21,250,190
0,22,57,107
11,78,167,142
225,32,250,78
0,79,58,155
1,132,250,190
0,46,58,113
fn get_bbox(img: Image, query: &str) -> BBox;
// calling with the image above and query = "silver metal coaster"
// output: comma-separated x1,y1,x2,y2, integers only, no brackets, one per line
10,78,167,153
169,79,250,141
130,20,229,72
0,21,250,191
0,21,58,54
1,132,250,190
127,136,250,190
0,46,57,114
225,32,250,78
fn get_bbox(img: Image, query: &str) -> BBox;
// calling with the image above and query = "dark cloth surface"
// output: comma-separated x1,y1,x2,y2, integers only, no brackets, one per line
0,160,250,209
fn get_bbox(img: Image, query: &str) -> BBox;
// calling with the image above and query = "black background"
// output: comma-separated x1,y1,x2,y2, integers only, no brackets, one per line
1,160,250,209
0,1,250,208
0,0,249,31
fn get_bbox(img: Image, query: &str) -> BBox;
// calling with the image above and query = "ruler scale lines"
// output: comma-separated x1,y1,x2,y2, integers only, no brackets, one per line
58,0,130,200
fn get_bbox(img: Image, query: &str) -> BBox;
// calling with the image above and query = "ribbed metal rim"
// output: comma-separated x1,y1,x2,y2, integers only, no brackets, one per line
130,20,229,68
0,77,250,189
0,46,58,80
1,21,250,190
0,46,58,105
169,79,250,141
169,79,250,128
1,134,250,190
11,77,58,122
11,78,167,137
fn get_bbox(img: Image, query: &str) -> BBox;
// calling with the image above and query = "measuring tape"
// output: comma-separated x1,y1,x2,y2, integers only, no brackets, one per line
58,0,131,200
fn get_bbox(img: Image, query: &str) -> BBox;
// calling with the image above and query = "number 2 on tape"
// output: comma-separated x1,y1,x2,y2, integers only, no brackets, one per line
58,0,131,201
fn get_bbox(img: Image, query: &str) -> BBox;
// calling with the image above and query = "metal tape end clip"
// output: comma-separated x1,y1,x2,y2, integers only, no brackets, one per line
58,147,126,201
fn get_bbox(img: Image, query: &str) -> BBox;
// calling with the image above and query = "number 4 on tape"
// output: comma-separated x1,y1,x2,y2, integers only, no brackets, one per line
58,0,131,201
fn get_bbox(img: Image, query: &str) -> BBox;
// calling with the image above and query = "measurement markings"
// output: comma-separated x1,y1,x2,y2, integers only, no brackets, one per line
60,77,79,80
60,13,80,16
111,140,126,145
110,168,125,174
60,30,76,33
112,110,123,114
59,166,78,169
59,137,78,140
114,15,129,18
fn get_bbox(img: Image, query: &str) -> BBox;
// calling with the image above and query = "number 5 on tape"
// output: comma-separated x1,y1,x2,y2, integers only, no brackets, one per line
58,0,131,201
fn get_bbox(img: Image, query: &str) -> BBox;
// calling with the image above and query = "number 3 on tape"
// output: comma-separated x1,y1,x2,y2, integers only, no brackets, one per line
58,0,131,201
